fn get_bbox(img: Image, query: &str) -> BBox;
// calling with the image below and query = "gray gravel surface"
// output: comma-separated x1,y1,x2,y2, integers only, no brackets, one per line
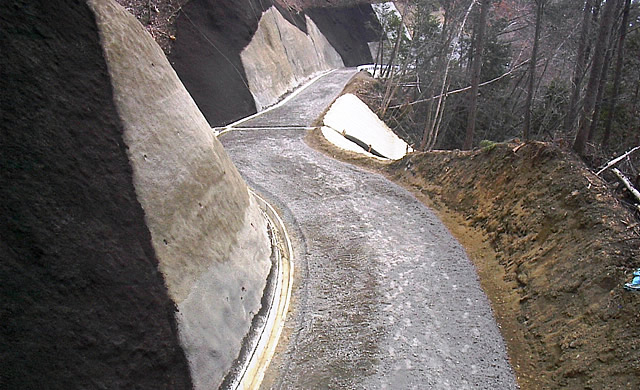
237,69,357,128
219,69,517,389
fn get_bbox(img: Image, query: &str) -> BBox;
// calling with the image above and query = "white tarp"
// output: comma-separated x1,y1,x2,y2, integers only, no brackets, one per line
322,93,412,160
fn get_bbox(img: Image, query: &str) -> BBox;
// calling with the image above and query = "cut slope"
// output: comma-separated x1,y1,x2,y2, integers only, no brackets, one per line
169,0,380,126
1,0,276,388
88,1,272,388
307,4,381,66
241,7,343,111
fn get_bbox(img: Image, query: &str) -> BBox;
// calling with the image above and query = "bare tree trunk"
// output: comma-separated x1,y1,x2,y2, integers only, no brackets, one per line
565,0,593,134
588,33,616,142
463,0,490,150
373,32,385,78
589,0,624,142
602,0,631,147
383,17,405,79
420,0,477,151
381,41,416,118
573,0,618,155
380,4,409,117
467,22,478,76
523,0,545,141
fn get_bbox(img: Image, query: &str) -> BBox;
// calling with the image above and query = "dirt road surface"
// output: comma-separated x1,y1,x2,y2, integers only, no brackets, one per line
219,69,517,389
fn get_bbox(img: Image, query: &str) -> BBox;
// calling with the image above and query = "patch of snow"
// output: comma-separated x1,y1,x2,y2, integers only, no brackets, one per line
323,93,412,160
356,64,400,78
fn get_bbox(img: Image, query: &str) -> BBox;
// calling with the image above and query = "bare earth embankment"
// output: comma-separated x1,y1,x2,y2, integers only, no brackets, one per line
307,80,640,390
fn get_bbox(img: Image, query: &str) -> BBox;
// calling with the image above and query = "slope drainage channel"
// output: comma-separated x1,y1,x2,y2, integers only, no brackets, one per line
225,189,294,390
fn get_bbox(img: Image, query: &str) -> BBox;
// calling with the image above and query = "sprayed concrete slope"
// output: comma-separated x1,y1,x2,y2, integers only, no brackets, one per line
0,1,191,388
170,0,380,126
87,2,273,388
0,0,273,388
241,7,343,111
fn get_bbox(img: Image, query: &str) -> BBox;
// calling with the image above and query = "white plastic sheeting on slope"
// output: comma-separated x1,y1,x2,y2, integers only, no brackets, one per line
322,93,412,160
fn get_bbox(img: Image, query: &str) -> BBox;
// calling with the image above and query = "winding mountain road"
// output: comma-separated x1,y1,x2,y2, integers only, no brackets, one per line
219,69,517,389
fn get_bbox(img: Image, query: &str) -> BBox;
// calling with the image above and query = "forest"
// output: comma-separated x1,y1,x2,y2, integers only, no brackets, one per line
366,0,639,179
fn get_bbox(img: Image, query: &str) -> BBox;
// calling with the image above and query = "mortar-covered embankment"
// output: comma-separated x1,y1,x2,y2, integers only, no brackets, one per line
1,1,272,388
0,1,191,387
390,143,640,389
240,7,343,111
169,0,380,126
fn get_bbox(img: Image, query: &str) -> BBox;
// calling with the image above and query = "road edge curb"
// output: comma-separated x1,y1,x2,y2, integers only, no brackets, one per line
232,189,294,390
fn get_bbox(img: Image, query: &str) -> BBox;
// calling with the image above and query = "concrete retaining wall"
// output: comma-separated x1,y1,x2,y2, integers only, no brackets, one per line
1,1,193,387
2,1,379,387
241,7,344,111
88,2,273,388
1,0,274,388
169,0,379,126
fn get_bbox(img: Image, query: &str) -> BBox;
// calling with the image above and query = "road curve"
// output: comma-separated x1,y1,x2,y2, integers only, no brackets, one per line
219,69,517,389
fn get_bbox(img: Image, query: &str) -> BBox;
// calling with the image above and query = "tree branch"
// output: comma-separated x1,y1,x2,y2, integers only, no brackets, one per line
596,145,640,175
390,60,529,109
612,168,640,207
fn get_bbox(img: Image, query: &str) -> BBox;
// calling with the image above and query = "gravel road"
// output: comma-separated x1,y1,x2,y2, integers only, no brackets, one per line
219,69,517,389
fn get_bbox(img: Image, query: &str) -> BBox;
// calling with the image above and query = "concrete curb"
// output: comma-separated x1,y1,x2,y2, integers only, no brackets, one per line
231,189,294,390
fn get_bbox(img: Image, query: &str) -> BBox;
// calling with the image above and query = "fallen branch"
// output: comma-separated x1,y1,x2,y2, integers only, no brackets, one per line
613,168,640,207
390,60,529,109
596,145,640,175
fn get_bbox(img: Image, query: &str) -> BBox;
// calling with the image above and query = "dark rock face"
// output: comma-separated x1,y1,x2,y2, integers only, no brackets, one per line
0,1,192,388
169,0,273,126
307,4,380,67
169,0,380,126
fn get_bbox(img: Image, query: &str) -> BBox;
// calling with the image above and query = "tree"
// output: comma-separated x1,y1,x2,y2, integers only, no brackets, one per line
602,0,632,147
523,0,546,141
573,0,619,155
420,0,478,150
464,0,492,150
371,0,639,160
564,0,594,134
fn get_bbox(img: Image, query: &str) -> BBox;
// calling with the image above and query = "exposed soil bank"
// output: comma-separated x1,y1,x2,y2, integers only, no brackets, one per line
390,144,640,389
310,123,640,388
